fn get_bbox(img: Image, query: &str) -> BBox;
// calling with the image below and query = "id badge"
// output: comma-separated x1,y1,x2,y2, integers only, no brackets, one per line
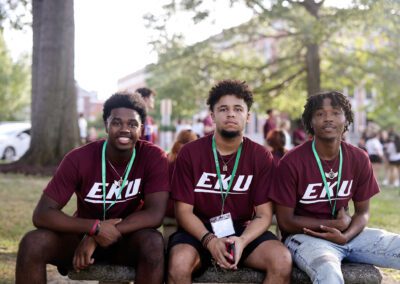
210,213,235,238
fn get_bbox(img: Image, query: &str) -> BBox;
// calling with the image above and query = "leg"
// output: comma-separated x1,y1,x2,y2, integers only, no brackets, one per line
113,228,165,284
16,229,80,284
285,234,346,284
168,244,201,284
243,239,292,284
346,227,400,269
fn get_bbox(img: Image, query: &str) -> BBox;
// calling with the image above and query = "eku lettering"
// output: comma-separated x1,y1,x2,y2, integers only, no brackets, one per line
84,179,142,203
194,172,253,194
300,179,353,204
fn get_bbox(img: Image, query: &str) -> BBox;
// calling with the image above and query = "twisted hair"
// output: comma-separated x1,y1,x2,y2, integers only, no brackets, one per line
302,91,353,135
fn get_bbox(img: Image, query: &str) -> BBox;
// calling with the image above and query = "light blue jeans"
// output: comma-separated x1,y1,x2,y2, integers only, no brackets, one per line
285,228,400,284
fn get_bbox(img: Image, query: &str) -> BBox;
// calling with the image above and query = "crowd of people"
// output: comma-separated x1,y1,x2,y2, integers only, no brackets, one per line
15,82,400,284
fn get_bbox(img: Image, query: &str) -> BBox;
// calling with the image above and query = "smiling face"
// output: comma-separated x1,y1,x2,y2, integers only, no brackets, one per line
211,95,250,138
311,98,346,142
105,107,142,152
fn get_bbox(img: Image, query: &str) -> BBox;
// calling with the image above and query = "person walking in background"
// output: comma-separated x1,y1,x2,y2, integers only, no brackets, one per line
192,118,205,138
136,87,158,143
263,109,278,144
365,127,384,182
202,114,214,136
279,119,293,150
292,118,307,147
269,91,400,284
266,129,288,165
386,133,400,187
78,113,88,145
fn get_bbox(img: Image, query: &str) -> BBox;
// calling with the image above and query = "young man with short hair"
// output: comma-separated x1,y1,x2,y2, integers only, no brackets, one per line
16,92,169,284
135,87,157,143
168,80,292,284
269,91,400,283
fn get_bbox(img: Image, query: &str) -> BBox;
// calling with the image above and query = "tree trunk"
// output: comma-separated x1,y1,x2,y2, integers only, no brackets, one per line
24,0,78,167
305,43,321,96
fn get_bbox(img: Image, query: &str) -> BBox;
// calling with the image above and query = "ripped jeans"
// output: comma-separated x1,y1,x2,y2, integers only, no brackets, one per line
285,228,400,284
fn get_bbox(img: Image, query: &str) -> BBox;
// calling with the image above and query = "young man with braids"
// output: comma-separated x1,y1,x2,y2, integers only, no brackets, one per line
16,92,169,284
269,91,400,284
168,79,292,284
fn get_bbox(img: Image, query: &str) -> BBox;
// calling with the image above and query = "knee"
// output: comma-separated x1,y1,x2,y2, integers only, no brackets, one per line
135,229,164,263
18,230,53,260
168,247,195,281
268,247,292,276
310,255,343,283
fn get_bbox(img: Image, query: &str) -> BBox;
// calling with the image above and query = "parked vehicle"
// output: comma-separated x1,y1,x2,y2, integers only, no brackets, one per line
0,122,31,161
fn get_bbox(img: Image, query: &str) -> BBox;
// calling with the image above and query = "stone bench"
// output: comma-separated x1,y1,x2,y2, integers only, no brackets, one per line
68,262,382,283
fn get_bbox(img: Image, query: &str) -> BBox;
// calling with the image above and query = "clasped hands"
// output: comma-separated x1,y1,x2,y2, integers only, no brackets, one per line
207,236,244,270
73,218,122,271
303,207,351,245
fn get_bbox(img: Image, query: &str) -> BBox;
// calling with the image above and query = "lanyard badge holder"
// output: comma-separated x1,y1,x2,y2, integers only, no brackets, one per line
312,139,343,218
210,136,242,238
101,140,136,220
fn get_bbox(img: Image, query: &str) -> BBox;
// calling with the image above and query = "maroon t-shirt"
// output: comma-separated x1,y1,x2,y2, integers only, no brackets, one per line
171,135,274,225
44,139,169,219
269,140,380,227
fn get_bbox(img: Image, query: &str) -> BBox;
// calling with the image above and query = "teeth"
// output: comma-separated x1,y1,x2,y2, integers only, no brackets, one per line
118,137,130,144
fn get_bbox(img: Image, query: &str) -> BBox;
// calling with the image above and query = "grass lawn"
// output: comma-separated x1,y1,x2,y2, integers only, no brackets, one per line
1,173,399,283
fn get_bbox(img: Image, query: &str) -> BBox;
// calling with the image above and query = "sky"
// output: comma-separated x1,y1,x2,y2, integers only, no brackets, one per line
4,0,349,101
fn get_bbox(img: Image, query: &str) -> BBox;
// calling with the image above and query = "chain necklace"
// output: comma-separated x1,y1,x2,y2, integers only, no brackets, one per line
107,160,130,186
321,155,339,180
219,153,235,172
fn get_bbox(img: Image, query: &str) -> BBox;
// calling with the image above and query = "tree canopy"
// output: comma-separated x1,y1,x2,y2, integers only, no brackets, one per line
0,30,30,121
145,0,400,126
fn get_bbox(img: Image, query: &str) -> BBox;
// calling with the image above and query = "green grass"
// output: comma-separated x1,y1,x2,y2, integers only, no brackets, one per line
0,173,399,283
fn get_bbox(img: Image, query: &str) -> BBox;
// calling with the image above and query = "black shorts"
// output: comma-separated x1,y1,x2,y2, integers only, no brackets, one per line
369,154,382,163
167,223,278,276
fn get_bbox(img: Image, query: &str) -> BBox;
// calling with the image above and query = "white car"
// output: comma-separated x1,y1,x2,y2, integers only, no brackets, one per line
0,122,31,161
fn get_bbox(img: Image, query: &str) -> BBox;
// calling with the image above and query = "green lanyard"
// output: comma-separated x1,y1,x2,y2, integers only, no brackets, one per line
311,139,342,217
212,136,242,215
101,140,136,220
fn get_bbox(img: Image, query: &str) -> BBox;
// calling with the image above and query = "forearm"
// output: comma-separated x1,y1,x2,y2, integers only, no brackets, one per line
342,213,369,243
177,212,210,241
240,215,271,247
115,209,164,235
33,207,95,234
278,214,343,234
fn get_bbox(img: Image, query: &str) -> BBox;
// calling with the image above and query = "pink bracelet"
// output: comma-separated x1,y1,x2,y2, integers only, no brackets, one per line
88,219,100,236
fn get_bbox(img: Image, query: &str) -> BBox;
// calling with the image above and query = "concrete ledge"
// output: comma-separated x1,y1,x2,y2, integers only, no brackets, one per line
68,263,382,283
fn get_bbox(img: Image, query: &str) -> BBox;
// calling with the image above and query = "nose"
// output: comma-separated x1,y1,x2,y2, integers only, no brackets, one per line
227,109,235,117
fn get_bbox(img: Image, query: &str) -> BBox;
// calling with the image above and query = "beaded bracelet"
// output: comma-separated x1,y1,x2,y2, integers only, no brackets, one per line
202,233,217,249
200,232,212,244
88,219,100,236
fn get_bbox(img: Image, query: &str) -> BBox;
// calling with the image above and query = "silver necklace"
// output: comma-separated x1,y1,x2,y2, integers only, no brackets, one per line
219,153,235,172
321,156,339,180
107,160,130,186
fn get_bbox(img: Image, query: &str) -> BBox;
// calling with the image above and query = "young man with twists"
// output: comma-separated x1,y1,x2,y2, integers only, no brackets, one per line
16,92,169,284
269,91,400,284
168,79,292,284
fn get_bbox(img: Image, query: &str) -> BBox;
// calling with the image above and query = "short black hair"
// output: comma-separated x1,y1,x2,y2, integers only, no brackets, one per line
302,91,353,135
207,79,253,111
103,92,147,124
135,87,156,98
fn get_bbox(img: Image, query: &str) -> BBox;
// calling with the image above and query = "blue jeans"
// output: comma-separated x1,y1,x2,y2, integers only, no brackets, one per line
285,228,400,284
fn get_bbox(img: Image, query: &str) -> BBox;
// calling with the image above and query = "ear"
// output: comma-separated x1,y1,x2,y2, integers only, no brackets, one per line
210,111,216,122
246,112,251,123
104,121,109,134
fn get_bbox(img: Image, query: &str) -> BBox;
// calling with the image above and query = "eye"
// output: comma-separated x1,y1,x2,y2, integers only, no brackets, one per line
235,107,243,112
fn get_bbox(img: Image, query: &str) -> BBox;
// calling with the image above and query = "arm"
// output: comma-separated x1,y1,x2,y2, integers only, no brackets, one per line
115,191,169,234
33,194,122,247
175,201,234,270
275,205,351,234
229,202,273,267
304,200,370,245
